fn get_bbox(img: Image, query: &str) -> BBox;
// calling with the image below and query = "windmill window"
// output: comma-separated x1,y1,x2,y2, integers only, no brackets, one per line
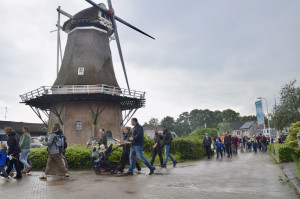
75,121,82,131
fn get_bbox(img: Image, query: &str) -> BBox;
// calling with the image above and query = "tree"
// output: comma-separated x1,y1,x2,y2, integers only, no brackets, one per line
273,80,300,130
161,116,175,131
174,112,191,137
217,122,232,137
148,118,160,127
222,109,240,122
239,115,257,122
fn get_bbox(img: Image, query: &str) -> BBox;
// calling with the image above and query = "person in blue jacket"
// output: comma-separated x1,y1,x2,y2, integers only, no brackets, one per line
253,139,258,154
125,118,155,175
215,138,223,159
0,143,9,181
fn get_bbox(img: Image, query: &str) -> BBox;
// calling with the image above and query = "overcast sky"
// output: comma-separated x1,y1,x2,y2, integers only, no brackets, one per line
0,0,299,125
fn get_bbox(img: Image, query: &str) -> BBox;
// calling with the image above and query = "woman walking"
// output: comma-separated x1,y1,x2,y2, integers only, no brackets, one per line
40,123,69,180
19,126,32,174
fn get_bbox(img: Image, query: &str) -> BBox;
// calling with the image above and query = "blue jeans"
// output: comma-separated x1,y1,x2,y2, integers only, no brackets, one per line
19,149,30,169
129,145,153,172
164,145,176,165
0,166,8,178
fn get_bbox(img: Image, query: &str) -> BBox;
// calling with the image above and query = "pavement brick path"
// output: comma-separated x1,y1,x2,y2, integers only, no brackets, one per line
0,151,299,199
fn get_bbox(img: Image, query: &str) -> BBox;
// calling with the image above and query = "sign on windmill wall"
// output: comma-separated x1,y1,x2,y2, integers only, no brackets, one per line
78,67,84,75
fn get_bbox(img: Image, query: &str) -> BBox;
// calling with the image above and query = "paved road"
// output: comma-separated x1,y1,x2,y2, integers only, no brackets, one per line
0,151,299,199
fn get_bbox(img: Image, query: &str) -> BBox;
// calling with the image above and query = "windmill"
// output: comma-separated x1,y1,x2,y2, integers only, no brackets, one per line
20,0,154,145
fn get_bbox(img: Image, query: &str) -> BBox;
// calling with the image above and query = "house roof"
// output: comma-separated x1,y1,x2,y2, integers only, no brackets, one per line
0,121,47,134
240,121,256,129
230,122,245,131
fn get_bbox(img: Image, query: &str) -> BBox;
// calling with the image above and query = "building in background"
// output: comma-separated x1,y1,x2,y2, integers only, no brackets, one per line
230,120,264,138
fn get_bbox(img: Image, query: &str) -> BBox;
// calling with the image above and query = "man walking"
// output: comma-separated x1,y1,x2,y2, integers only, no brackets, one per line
203,132,212,159
125,118,155,175
150,128,164,167
98,128,107,148
161,126,177,167
224,131,232,158
261,134,267,152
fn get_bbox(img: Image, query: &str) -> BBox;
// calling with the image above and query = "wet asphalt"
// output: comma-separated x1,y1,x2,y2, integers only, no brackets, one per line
0,150,299,199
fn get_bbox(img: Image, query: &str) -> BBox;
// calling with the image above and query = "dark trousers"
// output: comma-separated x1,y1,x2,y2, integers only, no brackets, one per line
258,143,262,150
150,146,164,165
6,155,22,178
233,144,238,154
205,146,211,158
225,144,232,157
216,148,223,158
119,152,141,172
0,166,8,178
254,147,257,153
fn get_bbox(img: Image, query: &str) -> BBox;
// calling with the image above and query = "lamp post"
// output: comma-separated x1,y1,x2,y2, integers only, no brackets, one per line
257,97,271,140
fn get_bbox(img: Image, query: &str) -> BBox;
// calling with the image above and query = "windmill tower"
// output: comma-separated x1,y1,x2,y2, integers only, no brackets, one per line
20,0,154,145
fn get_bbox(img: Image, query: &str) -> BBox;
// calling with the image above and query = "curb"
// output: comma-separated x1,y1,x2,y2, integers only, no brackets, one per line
268,151,300,193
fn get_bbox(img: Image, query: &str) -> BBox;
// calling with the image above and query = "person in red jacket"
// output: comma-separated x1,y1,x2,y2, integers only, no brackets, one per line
232,135,239,154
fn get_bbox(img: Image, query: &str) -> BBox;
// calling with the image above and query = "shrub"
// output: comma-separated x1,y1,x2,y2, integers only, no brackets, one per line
268,143,295,163
65,145,92,169
29,147,48,170
189,128,218,140
171,137,205,160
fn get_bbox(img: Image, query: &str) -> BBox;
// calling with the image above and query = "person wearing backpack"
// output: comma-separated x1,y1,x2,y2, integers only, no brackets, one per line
53,124,68,169
161,126,177,168
40,123,68,180
4,127,22,179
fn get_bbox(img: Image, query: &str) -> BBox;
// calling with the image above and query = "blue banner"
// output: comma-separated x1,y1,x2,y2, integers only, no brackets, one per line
255,100,265,125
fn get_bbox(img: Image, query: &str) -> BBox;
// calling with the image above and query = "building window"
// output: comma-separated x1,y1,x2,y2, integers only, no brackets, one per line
75,121,82,131
236,131,240,135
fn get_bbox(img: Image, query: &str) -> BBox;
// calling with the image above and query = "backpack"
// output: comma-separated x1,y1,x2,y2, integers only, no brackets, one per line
53,135,65,148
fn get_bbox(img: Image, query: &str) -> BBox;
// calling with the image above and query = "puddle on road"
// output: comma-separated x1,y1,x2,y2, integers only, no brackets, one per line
153,173,170,176
168,183,196,188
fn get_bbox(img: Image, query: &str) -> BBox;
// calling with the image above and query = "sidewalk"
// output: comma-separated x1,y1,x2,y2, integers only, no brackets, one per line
269,151,300,193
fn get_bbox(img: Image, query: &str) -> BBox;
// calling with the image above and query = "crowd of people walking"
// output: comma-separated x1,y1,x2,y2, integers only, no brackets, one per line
203,131,271,159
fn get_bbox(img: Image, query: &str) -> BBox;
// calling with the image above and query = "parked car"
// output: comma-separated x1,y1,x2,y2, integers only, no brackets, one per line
31,137,44,148
86,137,120,146
0,131,7,146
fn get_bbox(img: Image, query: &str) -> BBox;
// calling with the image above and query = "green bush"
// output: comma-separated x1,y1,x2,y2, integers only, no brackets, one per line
171,137,205,160
189,128,218,140
29,136,206,170
268,143,295,163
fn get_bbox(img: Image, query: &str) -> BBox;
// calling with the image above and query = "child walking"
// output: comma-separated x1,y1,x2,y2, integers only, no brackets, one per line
215,138,223,159
253,139,258,154
0,143,9,181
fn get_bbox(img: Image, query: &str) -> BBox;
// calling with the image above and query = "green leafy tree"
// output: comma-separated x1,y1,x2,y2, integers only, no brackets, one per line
222,109,240,122
240,115,257,122
174,112,191,137
217,122,232,137
161,116,175,131
273,80,300,130
148,118,160,127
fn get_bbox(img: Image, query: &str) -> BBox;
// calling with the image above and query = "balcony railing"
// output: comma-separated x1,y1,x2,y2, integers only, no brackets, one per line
20,84,145,102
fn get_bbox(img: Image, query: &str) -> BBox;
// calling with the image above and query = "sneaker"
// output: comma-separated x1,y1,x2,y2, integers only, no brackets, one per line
14,176,22,180
9,171,14,177
39,176,47,180
149,167,156,175
123,172,133,176
161,164,166,168
26,166,32,173
173,161,177,167
21,170,27,174
117,168,124,173
136,167,141,172
64,173,70,178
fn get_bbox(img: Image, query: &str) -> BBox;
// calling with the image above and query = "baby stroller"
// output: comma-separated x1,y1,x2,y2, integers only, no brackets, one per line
93,144,119,175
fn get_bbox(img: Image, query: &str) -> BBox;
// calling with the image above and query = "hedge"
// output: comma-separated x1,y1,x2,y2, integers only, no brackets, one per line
268,143,295,163
29,137,206,170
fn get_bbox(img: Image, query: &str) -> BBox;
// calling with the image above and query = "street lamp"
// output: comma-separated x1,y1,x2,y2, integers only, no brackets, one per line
257,97,271,140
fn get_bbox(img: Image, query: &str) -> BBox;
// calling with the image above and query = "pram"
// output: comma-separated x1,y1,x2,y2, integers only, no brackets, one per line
93,144,120,175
